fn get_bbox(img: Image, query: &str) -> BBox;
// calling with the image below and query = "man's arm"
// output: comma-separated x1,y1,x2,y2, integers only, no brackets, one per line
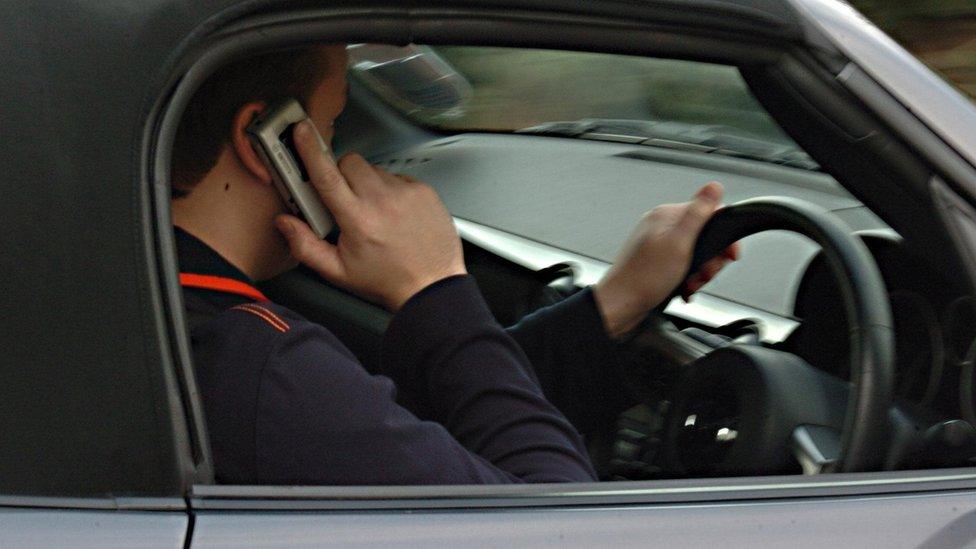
505,183,739,435
380,274,595,481
505,288,635,438
254,279,595,485
272,121,735,483
271,125,595,482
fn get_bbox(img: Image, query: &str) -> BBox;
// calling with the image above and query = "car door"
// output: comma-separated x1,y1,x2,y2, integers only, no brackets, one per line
0,0,210,544
0,503,188,548
151,1,976,547
185,479,976,548
5,0,968,546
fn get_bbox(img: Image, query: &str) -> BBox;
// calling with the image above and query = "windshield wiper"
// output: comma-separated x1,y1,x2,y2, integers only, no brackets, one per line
516,119,819,171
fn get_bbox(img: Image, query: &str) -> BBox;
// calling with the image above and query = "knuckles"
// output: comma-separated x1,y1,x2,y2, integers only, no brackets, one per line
642,203,675,221
337,153,366,172
289,232,313,261
340,152,365,165
410,181,436,199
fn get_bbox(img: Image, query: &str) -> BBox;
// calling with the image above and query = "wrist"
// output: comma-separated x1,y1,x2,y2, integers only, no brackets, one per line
389,266,469,311
592,277,652,339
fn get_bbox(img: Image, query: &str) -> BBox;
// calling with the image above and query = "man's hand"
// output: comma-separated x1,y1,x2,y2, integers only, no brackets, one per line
593,182,739,339
275,120,466,311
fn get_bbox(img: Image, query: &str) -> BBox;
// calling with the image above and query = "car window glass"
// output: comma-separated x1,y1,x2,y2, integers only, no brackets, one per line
354,46,801,150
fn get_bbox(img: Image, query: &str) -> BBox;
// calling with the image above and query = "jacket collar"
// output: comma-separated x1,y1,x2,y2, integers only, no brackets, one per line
175,227,265,307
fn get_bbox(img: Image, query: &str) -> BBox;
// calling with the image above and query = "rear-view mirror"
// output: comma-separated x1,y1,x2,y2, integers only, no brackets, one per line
347,43,472,119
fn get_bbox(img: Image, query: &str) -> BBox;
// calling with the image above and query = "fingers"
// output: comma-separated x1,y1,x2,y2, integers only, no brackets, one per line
700,256,727,281
682,262,719,300
336,153,379,194
372,165,406,187
681,265,715,300
394,173,421,184
275,214,345,283
682,251,737,301
724,242,740,261
681,278,701,302
373,165,420,186
679,186,737,302
294,120,357,218
676,181,723,238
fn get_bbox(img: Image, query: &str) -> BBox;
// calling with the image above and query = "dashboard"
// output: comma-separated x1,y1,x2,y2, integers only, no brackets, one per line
364,131,976,469
378,132,883,318
375,132,909,332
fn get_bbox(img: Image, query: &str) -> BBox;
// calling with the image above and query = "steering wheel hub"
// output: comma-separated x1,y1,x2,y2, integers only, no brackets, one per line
666,346,849,475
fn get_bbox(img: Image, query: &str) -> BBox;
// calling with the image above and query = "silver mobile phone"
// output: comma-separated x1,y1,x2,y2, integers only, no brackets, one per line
246,98,335,239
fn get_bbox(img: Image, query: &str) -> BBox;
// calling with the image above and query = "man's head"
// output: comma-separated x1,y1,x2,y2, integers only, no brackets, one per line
170,44,349,280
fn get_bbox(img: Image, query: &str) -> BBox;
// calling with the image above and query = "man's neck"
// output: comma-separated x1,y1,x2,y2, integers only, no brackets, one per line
171,148,296,281
172,221,258,280
171,192,289,282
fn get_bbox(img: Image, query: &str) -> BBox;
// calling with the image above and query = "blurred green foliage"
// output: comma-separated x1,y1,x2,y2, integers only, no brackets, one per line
434,47,792,139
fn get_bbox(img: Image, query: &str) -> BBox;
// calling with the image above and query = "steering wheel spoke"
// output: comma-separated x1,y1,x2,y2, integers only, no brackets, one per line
629,313,713,365
792,425,841,475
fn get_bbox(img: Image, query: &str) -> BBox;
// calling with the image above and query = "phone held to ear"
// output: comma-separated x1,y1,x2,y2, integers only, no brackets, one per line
246,98,336,239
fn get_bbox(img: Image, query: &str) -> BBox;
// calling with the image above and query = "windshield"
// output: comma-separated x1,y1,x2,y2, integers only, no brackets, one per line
351,46,816,168
357,46,801,148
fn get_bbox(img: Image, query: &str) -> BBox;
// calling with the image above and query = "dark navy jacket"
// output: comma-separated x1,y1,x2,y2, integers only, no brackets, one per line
177,228,633,485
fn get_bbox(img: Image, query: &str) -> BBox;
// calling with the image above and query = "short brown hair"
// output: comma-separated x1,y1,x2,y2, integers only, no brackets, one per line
171,47,331,196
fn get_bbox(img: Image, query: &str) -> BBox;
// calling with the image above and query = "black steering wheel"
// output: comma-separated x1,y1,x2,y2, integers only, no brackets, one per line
649,197,894,475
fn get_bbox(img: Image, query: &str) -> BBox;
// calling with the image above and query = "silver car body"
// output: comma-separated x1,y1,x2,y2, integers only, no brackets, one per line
2,0,976,546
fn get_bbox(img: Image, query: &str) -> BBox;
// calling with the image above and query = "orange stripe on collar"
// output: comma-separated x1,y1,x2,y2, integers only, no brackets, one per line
231,304,290,333
179,273,268,302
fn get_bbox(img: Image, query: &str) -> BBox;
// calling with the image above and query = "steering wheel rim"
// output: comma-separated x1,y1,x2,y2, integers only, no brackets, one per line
676,196,895,473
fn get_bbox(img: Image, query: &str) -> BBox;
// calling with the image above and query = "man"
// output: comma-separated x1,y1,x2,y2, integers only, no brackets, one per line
172,44,736,484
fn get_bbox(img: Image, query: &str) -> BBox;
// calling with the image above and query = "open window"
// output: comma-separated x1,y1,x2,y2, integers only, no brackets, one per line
150,2,976,514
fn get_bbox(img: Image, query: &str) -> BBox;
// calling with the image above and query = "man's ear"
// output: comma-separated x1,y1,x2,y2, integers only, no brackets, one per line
231,101,272,184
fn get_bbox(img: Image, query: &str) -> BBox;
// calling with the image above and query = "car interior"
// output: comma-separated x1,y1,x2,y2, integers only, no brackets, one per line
176,42,976,484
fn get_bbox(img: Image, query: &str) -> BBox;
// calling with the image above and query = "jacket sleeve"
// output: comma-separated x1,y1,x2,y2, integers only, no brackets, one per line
504,288,637,437
254,275,596,485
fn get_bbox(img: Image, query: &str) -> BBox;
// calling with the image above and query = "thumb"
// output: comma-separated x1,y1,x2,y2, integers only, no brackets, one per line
275,215,345,282
677,181,723,237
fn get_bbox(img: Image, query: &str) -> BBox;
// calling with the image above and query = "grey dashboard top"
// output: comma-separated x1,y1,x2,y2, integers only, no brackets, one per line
385,133,887,320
